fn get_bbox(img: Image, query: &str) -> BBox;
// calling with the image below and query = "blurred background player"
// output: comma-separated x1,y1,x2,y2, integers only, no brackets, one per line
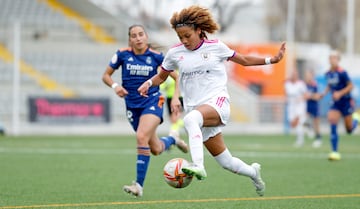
138,5,286,196
284,70,307,147
160,73,184,136
304,70,322,148
320,50,359,161
102,24,188,197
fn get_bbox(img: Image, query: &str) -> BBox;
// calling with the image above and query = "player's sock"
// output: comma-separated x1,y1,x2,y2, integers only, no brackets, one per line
315,133,322,139
214,148,256,178
330,124,338,152
351,119,358,132
183,110,204,168
136,147,150,187
295,123,304,146
159,136,175,151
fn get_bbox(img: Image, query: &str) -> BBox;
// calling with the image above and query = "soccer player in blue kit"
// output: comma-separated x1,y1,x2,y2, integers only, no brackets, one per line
102,24,188,197
320,50,359,161
304,70,322,148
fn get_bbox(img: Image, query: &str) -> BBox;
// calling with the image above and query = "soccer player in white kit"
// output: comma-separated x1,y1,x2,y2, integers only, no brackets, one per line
284,70,308,147
138,5,286,196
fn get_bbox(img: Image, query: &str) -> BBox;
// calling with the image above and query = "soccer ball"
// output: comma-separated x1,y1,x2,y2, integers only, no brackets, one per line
163,158,193,188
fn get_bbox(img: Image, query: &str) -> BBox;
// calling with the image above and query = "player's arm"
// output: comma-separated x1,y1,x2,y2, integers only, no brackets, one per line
333,81,353,101
229,42,286,66
102,66,128,97
319,85,330,100
138,68,170,97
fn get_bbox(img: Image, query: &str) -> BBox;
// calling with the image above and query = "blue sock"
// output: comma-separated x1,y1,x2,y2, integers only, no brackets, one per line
351,119,358,132
136,147,150,187
159,136,176,151
330,124,338,152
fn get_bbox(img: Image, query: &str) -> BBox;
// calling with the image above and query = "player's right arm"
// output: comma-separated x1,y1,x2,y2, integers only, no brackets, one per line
102,65,128,98
319,85,330,100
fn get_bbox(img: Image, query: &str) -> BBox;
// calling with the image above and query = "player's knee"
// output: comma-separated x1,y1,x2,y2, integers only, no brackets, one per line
136,131,149,146
150,147,162,156
183,110,203,129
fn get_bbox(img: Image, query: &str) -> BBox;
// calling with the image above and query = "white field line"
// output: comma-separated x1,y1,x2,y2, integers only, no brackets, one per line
0,147,360,159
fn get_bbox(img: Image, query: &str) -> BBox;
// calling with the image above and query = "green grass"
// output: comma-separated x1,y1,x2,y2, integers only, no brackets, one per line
0,134,359,209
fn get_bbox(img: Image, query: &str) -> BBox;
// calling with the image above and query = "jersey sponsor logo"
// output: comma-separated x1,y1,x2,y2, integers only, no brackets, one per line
181,70,205,79
126,63,153,76
327,74,339,85
111,54,118,64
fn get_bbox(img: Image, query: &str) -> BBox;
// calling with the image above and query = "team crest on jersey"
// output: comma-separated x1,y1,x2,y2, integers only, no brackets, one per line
146,56,152,64
201,52,210,60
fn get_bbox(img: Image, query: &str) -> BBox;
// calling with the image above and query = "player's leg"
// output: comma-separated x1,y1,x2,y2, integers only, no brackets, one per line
343,101,359,134
181,100,224,180
123,113,160,197
204,133,265,196
312,116,322,148
327,109,341,160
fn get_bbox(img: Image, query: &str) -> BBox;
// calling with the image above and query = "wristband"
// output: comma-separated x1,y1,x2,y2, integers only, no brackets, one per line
265,57,272,65
111,83,119,89
147,79,153,87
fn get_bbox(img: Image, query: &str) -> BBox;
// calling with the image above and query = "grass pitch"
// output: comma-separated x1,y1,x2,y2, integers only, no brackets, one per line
0,133,359,209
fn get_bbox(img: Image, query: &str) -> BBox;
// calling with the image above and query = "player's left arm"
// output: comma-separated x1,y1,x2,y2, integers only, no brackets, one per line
333,81,353,101
229,42,286,66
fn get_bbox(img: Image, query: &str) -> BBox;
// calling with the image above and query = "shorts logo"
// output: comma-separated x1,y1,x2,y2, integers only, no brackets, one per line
149,106,155,111
126,110,133,122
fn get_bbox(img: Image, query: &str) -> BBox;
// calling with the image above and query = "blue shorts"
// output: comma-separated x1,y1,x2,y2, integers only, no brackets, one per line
126,95,164,131
307,106,319,118
330,99,354,117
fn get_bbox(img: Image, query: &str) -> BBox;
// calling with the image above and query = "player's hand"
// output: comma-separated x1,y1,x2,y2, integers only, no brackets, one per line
114,86,128,98
138,82,150,97
170,97,182,114
332,91,342,101
272,42,286,63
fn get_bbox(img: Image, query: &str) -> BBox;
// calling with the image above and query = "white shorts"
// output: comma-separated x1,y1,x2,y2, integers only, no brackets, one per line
185,95,230,142
287,105,306,124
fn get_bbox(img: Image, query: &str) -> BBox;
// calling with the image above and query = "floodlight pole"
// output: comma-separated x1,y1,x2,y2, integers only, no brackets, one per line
12,21,20,136
346,0,354,56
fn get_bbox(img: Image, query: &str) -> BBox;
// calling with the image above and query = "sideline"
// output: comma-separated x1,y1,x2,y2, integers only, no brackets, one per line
1,193,360,209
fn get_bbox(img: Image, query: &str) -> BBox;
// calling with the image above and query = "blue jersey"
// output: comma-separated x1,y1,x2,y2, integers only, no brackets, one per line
306,81,319,117
325,68,352,102
109,47,164,108
325,68,354,116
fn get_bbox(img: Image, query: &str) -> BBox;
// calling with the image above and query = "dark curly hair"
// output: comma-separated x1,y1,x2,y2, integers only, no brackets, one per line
170,5,219,39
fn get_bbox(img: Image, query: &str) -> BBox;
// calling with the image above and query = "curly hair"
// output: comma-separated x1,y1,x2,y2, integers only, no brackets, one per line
170,5,219,39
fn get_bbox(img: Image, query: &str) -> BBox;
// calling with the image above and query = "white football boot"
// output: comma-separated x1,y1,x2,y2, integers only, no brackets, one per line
251,163,265,196
123,181,143,197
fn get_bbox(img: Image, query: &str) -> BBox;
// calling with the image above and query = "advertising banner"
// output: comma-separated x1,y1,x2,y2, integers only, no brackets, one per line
28,97,110,124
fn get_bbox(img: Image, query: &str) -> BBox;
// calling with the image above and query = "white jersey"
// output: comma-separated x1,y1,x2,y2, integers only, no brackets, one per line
162,39,235,107
285,80,307,121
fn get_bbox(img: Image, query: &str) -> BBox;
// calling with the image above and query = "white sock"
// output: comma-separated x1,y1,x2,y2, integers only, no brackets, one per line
183,110,204,168
296,123,304,144
214,148,256,178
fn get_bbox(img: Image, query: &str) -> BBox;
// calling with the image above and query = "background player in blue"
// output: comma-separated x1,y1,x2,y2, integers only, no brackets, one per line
304,70,322,148
320,50,359,161
102,24,188,197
